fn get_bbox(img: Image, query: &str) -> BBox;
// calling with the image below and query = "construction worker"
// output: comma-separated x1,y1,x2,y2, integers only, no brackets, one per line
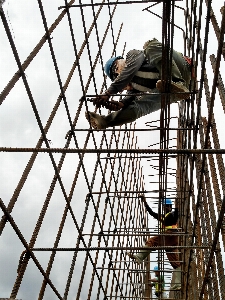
149,265,168,298
126,195,181,290
85,38,192,130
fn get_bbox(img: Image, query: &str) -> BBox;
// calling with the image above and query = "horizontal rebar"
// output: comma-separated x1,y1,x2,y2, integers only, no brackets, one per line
30,245,210,251
106,296,184,300
82,232,189,236
67,127,194,131
1,147,225,154
96,267,183,272
58,1,182,9
90,228,187,232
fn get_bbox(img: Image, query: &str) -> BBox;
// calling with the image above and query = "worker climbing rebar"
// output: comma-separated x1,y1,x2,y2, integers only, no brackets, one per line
85,38,192,130
126,195,181,291
149,265,168,298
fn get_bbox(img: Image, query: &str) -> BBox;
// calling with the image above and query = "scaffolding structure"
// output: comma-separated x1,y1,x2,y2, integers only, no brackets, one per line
0,1,225,300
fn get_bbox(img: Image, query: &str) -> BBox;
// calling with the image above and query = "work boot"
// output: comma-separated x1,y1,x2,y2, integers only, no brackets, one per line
170,266,181,290
126,245,151,264
85,111,107,130
156,80,190,100
126,252,142,264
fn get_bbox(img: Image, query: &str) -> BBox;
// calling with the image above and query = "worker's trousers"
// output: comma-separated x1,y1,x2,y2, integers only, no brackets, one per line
102,88,178,127
142,229,180,269
143,38,191,87
135,229,181,269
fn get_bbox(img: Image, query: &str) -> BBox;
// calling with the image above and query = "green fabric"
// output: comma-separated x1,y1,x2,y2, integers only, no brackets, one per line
144,38,191,87
154,275,165,292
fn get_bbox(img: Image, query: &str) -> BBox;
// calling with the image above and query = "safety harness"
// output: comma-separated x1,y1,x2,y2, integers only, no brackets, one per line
130,62,159,92
161,212,178,230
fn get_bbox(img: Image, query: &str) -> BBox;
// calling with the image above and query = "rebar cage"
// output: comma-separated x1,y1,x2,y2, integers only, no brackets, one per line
0,1,225,300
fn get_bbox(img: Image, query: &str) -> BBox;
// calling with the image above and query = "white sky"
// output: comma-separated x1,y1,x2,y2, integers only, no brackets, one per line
0,0,225,299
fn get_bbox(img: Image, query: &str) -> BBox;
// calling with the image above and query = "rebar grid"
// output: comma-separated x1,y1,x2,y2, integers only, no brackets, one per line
0,1,225,300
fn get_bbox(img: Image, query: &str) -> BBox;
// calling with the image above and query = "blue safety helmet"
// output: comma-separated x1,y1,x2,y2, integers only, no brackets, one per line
163,198,173,205
104,56,123,80
154,266,158,271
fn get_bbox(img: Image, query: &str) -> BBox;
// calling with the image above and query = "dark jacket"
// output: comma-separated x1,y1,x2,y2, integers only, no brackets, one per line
144,202,178,226
106,49,159,107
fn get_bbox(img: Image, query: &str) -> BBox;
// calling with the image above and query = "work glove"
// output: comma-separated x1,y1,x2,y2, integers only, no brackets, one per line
139,194,147,203
104,100,124,111
92,94,110,108
92,94,124,111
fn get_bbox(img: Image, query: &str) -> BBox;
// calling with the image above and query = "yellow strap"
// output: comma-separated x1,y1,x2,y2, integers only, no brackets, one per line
161,212,171,222
155,278,165,292
161,212,172,226
164,224,178,229
161,212,177,230
165,212,171,218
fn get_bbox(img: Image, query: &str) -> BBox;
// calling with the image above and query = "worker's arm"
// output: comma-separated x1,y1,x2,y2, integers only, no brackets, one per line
106,50,145,94
93,90,137,110
139,195,159,220
93,50,145,108
148,278,159,287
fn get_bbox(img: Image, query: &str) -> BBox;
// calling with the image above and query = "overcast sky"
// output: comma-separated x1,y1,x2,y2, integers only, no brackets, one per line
0,1,225,299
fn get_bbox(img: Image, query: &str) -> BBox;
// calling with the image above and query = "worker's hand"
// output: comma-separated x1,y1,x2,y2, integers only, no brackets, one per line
92,94,110,108
104,100,124,111
139,194,146,203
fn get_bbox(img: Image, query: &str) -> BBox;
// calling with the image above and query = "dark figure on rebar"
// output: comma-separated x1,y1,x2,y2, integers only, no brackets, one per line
85,38,192,130
149,265,168,298
126,195,181,291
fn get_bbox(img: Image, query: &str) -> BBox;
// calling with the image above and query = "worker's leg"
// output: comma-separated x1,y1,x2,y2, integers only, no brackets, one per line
164,230,180,269
165,248,180,269
86,89,183,129
104,91,162,126
143,38,191,86
85,90,181,129
85,91,161,129
164,230,181,290
127,235,159,264
170,266,181,290
126,245,151,264
161,292,168,298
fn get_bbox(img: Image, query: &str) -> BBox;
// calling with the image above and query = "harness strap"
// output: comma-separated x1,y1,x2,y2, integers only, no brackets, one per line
183,55,192,65
164,224,178,230
183,55,195,78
